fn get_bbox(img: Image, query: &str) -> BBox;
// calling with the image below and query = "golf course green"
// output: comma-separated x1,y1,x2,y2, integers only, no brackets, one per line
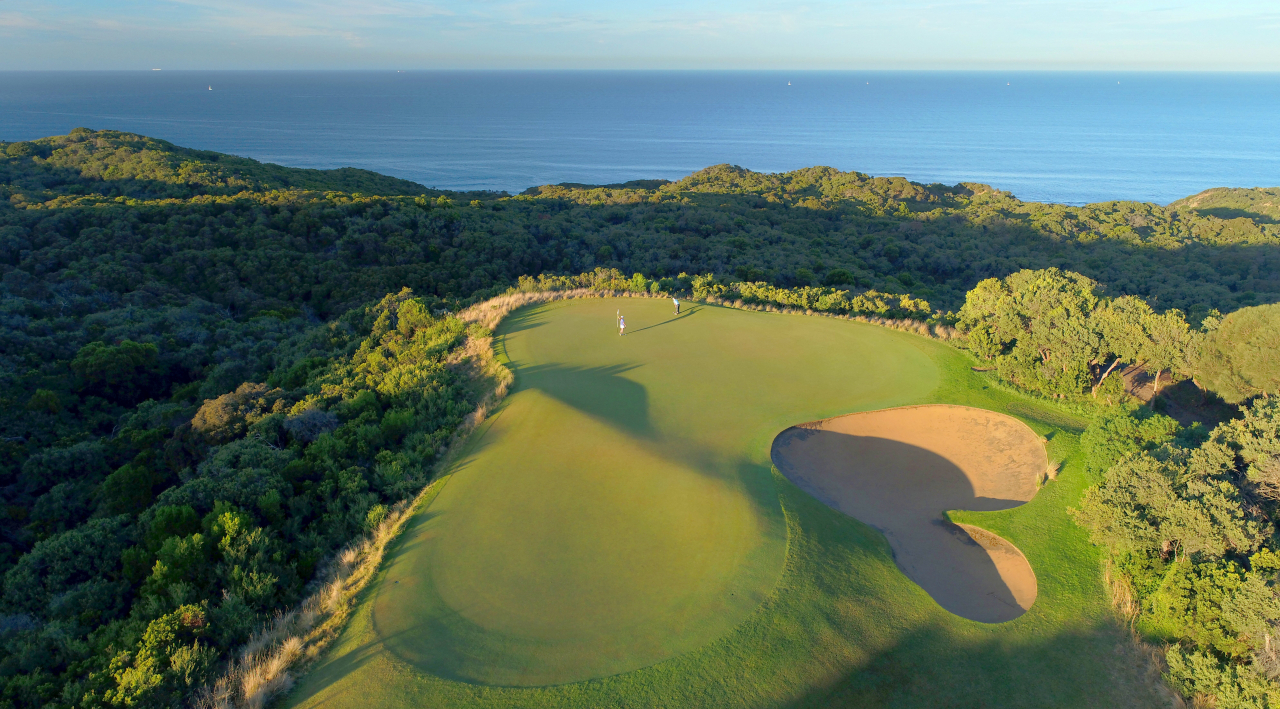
287,297,1169,708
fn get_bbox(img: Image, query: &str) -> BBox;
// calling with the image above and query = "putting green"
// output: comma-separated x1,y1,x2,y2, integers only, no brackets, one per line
290,297,1171,709
368,298,938,686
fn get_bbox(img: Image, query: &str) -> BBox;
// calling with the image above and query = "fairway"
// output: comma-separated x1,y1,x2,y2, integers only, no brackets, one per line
371,298,937,686
288,297,1169,709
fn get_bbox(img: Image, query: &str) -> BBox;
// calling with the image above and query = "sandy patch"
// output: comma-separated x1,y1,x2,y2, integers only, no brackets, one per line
771,404,1044,623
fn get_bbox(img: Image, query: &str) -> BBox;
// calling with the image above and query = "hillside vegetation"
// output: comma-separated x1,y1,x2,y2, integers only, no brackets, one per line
0,128,434,200
1173,187,1280,224
3,129,1280,320
2,129,1280,709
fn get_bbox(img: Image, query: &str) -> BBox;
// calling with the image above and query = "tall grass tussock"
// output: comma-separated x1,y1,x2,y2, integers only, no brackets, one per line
192,320,514,709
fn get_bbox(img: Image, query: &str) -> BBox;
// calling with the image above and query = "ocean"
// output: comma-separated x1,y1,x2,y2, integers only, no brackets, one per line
1,71,1278,205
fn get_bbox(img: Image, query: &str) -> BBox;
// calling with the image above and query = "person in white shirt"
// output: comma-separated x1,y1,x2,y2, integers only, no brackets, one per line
673,297,679,315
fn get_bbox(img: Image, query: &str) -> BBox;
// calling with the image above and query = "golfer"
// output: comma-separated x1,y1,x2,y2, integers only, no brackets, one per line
619,313,626,336
673,296,680,315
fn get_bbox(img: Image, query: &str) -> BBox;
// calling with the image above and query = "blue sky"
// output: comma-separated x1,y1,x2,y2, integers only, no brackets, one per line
1,1,1278,70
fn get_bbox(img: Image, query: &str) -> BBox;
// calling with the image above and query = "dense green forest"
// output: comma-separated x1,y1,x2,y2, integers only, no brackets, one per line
3,129,1280,708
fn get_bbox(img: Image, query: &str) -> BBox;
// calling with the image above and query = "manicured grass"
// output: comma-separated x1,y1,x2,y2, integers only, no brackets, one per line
287,298,1167,708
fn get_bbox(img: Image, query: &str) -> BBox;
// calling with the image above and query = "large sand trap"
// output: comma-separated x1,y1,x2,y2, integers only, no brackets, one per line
771,405,1044,623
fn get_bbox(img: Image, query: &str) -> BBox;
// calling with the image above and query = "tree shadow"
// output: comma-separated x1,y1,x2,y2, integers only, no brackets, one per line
285,631,395,707
629,305,703,333
793,619,1161,709
516,362,654,439
344,357,789,688
499,306,553,335
771,427,1035,623
510,360,782,517
1192,207,1278,224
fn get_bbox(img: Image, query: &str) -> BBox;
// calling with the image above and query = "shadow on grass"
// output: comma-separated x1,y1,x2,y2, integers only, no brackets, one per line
289,424,515,702
754,470,1170,709
286,633,390,707
514,360,784,519
518,362,654,438
1005,401,1088,434
793,620,1163,709
628,305,703,333
499,305,560,335
772,427,1032,623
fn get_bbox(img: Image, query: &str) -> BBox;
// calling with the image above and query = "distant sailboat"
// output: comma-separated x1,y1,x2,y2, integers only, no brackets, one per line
208,86,212,90
787,81,791,86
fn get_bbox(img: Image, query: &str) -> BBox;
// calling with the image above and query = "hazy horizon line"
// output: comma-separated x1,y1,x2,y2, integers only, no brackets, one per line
4,68,1280,74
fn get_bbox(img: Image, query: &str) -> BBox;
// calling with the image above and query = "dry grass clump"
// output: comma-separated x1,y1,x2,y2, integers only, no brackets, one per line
1102,559,1186,708
194,299,532,709
193,476,452,709
847,313,953,341
1104,558,1140,629
457,288,667,332
1036,458,1062,488
457,288,590,331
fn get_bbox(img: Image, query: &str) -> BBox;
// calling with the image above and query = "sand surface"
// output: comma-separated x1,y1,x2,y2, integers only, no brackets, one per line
771,405,1044,622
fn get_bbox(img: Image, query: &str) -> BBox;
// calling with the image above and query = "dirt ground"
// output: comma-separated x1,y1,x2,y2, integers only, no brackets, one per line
1122,364,1237,428
771,405,1045,623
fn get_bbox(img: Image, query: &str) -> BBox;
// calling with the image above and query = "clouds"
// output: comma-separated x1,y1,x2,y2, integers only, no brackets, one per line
0,0,1277,69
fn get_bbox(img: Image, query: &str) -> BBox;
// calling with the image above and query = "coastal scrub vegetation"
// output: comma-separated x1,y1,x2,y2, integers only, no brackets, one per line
1,288,492,709
3,129,1280,321
2,129,1280,707
1072,400,1280,708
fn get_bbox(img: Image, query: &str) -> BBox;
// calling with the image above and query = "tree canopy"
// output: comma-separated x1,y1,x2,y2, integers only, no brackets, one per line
1073,400,1280,708
1,129,1279,708
1195,304,1280,403
955,268,1198,399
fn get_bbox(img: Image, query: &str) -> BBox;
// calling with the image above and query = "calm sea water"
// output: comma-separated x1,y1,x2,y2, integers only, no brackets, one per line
1,71,1278,205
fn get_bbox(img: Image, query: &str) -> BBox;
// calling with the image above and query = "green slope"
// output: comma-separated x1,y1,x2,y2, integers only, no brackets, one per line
287,298,1167,708
1,128,434,199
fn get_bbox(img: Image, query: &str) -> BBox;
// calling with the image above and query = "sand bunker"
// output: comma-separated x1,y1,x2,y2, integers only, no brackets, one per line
771,405,1044,623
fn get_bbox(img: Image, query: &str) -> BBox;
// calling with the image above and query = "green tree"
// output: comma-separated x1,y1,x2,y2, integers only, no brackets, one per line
1072,441,1268,561
1146,308,1194,395
97,462,161,516
70,340,161,404
1195,303,1280,403
1,515,134,617
1090,296,1155,398
957,269,1103,396
103,604,218,708
1222,398,1280,504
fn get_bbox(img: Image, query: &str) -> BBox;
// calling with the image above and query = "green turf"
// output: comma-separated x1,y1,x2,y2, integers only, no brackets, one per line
287,298,1168,708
